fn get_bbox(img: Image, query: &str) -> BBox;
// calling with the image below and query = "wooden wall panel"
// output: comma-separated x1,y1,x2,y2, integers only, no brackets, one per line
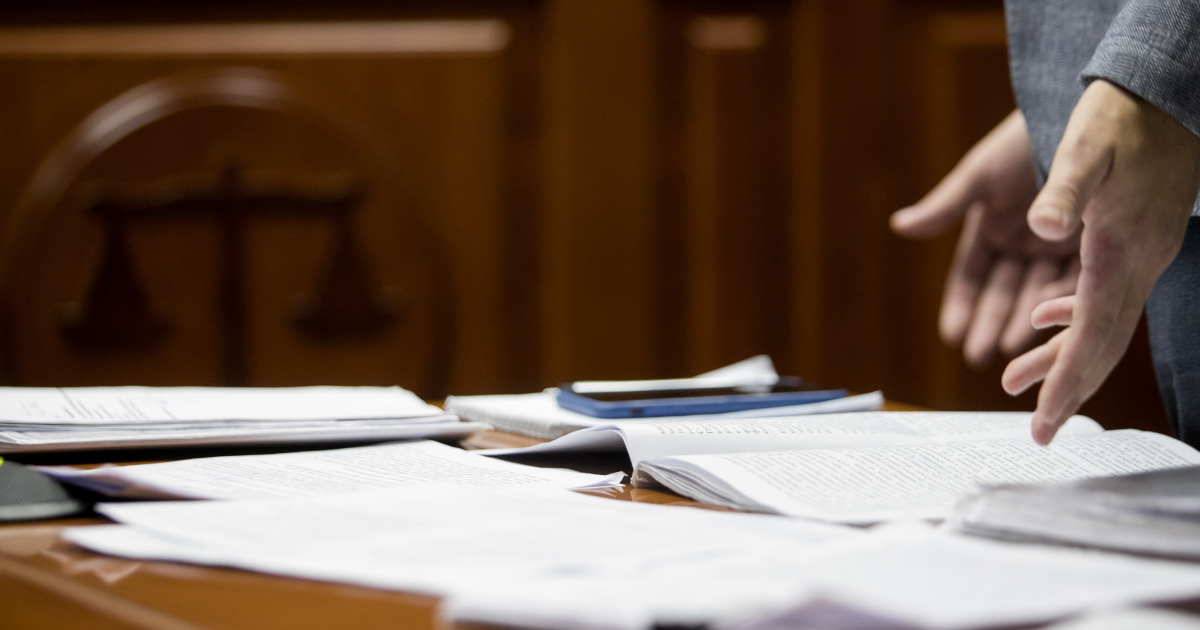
540,0,658,383
676,12,791,376
0,18,531,397
893,10,1016,411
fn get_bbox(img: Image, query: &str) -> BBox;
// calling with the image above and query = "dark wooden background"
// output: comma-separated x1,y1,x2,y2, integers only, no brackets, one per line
0,0,1168,433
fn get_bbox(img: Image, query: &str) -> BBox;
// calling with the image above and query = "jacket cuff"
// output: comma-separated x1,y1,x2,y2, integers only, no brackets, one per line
1082,33,1200,140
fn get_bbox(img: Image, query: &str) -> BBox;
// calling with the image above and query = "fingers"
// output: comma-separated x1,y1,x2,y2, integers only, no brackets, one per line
962,257,1024,368
1027,123,1114,242
1030,240,1141,445
891,170,978,238
1002,329,1067,396
998,258,1062,356
893,110,1030,238
939,207,991,346
1043,257,1081,298
1031,296,1074,329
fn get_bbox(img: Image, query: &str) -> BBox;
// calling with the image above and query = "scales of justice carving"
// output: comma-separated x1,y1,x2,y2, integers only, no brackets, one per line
1,68,454,391
60,164,399,386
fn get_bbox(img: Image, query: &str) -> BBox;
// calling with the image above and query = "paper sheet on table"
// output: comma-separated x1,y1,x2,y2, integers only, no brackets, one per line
0,386,442,426
69,492,1200,630
42,440,619,499
66,484,857,606
482,411,1102,466
707,526,1200,630
446,526,1200,630
569,354,781,393
1039,608,1200,630
637,430,1200,523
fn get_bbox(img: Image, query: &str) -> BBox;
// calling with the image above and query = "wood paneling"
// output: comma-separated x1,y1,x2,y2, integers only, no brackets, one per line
540,0,657,383
0,17,529,397
678,12,790,375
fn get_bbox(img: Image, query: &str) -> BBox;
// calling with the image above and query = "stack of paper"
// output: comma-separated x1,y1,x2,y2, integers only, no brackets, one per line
949,465,1200,559
446,356,884,439
0,386,476,453
65,486,1200,630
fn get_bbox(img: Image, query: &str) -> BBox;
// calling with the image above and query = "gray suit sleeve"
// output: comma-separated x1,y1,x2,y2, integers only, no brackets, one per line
1081,0,1200,139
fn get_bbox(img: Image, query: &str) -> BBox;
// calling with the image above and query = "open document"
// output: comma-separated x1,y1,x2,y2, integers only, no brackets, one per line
0,386,470,453
41,440,621,499
65,487,1200,630
482,411,1103,466
636,430,1200,523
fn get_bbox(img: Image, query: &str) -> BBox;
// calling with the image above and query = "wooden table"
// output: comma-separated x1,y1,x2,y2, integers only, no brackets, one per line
0,400,930,630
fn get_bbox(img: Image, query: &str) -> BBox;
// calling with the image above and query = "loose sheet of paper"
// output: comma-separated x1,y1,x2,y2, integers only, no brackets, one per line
1041,608,1200,630
796,527,1200,630
486,411,1102,466
43,440,618,499
444,526,1200,630
69,493,1200,630
68,485,857,608
0,386,442,426
638,430,1200,522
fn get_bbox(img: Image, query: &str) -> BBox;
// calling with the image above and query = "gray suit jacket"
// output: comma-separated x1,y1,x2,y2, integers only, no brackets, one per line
1006,0,1200,213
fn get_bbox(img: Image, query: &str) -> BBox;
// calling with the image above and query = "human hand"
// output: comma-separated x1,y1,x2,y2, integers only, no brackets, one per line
891,111,1081,368
1000,80,1200,444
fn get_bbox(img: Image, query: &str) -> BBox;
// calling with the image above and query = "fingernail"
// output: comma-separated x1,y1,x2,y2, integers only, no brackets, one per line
1032,422,1051,445
1034,205,1066,227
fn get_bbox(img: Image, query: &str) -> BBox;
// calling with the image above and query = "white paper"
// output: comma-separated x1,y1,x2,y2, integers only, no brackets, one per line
1041,608,1200,630
42,440,619,499
67,489,1200,630
445,527,1200,630
484,411,1102,467
570,355,779,393
0,386,442,426
802,527,1200,630
637,430,1200,523
68,485,856,604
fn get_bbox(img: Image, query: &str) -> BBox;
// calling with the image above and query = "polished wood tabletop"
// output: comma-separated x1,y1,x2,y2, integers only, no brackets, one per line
0,400,930,630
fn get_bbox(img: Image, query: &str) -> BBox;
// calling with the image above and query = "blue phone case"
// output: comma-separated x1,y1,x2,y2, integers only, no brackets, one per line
555,386,849,419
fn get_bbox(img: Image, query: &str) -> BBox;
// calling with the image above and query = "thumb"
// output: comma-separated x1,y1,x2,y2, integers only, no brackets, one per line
891,169,978,238
1028,135,1112,242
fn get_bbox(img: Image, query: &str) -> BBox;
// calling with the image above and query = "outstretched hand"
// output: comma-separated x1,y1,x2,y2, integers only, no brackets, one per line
891,111,1080,368
1001,80,1200,444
